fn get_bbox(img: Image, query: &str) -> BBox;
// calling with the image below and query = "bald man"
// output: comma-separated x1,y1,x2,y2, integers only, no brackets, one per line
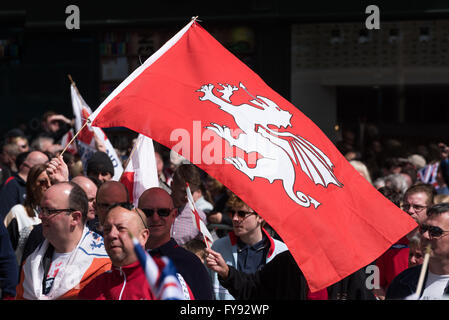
138,187,214,300
94,181,129,232
79,204,157,300
16,182,111,300
0,150,49,219
72,176,98,221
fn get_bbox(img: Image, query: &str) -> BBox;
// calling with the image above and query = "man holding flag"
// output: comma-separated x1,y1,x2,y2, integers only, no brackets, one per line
88,18,417,292
209,193,288,300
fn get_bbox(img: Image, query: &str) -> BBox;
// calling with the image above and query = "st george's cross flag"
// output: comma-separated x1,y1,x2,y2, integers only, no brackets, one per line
88,20,417,291
186,183,214,248
120,133,159,206
70,83,123,180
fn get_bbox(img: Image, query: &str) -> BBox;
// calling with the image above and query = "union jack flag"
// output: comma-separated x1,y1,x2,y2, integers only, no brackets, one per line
417,162,439,188
131,236,185,300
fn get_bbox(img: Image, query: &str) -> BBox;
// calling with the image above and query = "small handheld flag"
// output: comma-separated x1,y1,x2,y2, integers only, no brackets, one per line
130,233,185,300
186,183,214,248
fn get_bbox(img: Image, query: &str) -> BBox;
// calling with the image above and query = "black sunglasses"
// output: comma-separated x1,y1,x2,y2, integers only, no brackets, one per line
140,207,174,218
419,224,449,238
227,209,256,219
107,202,148,229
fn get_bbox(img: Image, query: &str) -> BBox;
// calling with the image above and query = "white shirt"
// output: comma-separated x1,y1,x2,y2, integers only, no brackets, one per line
420,271,449,300
43,251,73,295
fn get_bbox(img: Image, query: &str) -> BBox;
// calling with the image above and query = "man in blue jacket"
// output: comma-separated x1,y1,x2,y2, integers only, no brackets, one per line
138,187,214,300
0,221,18,299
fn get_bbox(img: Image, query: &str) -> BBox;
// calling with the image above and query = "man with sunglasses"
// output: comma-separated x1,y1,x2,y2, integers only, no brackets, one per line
16,182,111,299
138,187,214,300
209,193,288,300
387,203,449,299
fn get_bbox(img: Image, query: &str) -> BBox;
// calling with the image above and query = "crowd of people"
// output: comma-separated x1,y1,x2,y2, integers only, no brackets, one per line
1,112,449,300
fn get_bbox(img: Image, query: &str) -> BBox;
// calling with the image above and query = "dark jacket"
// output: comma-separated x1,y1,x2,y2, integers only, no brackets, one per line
440,158,449,187
149,238,214,300
385,265,449,299
0,174,26,220
0,222,18,299
219,250,375,300
20,223,44,267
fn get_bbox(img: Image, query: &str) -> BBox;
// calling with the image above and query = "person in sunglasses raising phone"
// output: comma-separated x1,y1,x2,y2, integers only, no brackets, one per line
208,193,288,300
138,187,214,300
387,203,449,299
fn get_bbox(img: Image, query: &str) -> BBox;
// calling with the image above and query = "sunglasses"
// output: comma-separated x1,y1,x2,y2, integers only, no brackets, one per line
419,224,449,238
140,207,174,218
107,202,148,229
227,210,256,219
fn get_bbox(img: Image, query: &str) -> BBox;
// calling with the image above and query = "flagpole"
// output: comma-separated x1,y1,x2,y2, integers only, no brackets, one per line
67,74,82,97
415,244,432,298
59,74,90,157
60,120,89,157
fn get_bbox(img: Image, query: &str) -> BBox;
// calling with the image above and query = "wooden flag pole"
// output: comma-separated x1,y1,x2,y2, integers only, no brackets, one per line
415,244,432,298
60,120,89,157
59,74,89,157
68,74,84,100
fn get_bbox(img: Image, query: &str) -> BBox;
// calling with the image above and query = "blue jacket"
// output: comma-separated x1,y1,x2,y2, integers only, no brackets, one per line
0,174,26,220
0,222,19,298
148,238,214,300
440,158,449,187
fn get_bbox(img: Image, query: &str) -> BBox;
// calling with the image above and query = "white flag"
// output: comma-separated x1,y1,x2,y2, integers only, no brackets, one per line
120,134,159,206
70,84,123,180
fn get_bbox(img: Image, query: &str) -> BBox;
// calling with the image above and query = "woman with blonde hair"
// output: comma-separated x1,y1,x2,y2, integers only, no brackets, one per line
4,164,51,264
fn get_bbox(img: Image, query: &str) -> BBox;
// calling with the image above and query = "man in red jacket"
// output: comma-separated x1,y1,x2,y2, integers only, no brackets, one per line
79,203,155,300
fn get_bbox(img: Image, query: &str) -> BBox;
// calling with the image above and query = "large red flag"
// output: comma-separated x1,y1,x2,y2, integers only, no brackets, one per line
89,20,417,291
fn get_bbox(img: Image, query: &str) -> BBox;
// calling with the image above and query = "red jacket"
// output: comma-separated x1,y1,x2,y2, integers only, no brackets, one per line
376,236,410,290
78,261,156,300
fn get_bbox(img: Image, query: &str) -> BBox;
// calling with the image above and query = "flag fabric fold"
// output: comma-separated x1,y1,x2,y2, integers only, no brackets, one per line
119,134,159,206
89,20,417,291
70,83,123,180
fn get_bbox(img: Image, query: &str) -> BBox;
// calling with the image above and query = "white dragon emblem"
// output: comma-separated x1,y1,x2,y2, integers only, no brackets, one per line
197,82,342,209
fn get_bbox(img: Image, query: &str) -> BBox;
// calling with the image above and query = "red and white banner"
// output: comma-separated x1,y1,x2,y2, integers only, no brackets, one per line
120,134,159,206
89,20,416,291
70,83,123,180
186,183,214,248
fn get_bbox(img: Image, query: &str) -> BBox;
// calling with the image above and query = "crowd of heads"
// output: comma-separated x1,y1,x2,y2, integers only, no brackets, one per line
4,112,449,300
338,125,449,272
